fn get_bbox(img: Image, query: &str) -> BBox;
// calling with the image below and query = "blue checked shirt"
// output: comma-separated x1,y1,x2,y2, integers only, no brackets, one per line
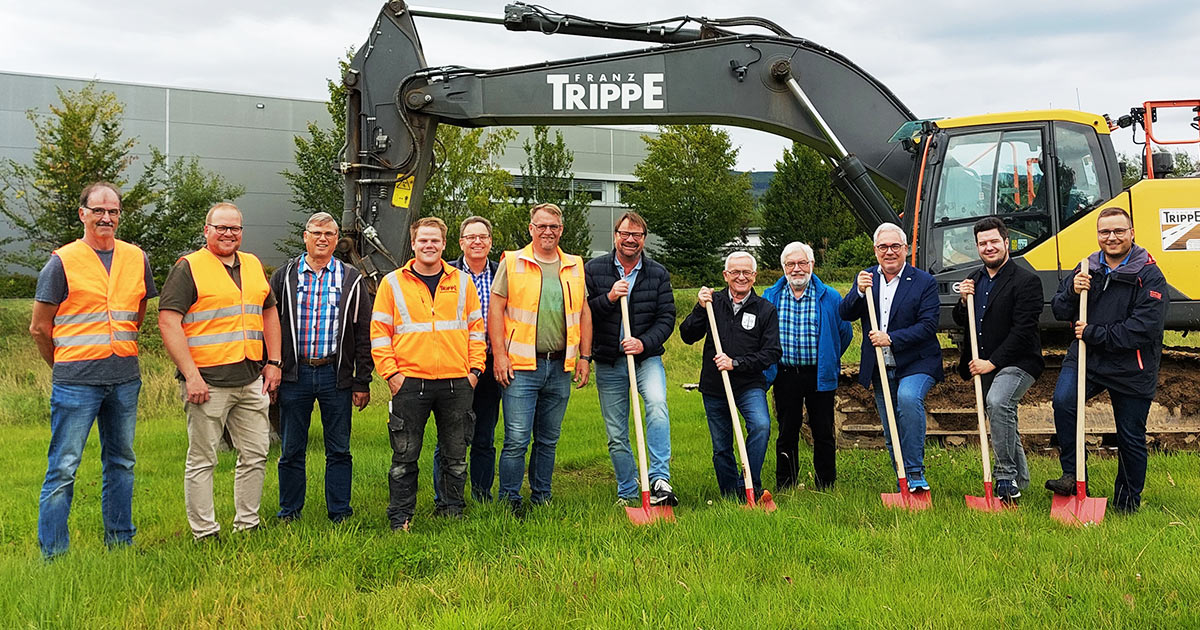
466,263,494,352
296,255,343,359
778,286,818,366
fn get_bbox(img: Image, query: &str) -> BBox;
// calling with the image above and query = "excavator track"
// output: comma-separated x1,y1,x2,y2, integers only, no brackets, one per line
832,347,1200,454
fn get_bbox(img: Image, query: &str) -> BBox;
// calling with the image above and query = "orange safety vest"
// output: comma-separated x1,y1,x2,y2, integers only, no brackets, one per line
180,248,270,368
51,239,147,363
370,259,486,380
500,244,585,372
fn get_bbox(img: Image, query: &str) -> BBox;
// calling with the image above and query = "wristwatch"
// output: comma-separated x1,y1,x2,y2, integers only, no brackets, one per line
266,359,282,367
580,354,592,362
470,368,484,378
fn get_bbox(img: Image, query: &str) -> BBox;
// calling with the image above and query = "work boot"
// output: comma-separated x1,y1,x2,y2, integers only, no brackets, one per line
650,479,679,507
1044,474,1077,496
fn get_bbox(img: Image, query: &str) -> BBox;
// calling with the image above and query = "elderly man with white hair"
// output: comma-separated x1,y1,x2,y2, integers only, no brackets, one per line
679,251,781,500
839,223,943,492
762,242,853,490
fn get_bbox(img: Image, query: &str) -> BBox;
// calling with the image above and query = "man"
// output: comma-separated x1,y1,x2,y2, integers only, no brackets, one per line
432,216,502,502
30,182,156,558
371,217,485,530
762,242,852,490
271,212,372,523
585,211,678,506
1047,207,1167,513
679,252,781,499
159,202,282,540
952,217,1044,503
491,203,593,514
839,223,943,491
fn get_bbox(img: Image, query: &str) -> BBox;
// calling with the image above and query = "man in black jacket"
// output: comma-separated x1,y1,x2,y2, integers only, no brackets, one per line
585,212,678,506
1047,207,1168,513
680,252,781,498
270,212,372,523
952,217,1045,503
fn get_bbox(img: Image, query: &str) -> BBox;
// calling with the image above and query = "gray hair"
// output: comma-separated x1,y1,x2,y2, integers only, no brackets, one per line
873,222,908,245
460,215,493,236
779,241,814,267
305,211,338,231
724,251,757,272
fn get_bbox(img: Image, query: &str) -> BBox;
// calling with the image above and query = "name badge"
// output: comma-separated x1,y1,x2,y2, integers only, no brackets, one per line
741,313,756,330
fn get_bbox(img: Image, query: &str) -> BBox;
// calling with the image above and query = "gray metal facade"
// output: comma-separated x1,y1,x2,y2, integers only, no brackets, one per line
0,71,651,269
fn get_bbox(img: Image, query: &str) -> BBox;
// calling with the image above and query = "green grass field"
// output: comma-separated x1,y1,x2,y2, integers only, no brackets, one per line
2,295,1199,628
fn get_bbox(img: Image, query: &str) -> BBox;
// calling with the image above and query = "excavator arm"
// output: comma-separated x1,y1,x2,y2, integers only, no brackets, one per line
341,1,917,281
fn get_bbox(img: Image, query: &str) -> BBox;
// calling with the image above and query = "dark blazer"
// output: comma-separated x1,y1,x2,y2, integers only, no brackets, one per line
270,255,372,392
839,264,944,388
951,260,1045,381
679,288,781,397
584,251,676,366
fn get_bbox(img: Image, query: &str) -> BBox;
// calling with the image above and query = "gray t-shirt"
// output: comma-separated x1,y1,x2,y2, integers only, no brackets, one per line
35,247,158,385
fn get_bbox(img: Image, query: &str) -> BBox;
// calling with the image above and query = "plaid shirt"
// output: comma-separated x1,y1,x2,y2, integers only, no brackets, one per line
296,255,343,359
465,262,493,352
778,286,818,366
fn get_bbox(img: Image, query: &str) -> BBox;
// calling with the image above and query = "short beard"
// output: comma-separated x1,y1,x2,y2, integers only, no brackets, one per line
984,255,1007,270
788,276,810,291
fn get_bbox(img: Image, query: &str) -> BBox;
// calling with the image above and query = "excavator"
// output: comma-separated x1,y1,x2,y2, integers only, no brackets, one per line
337,1,1200,448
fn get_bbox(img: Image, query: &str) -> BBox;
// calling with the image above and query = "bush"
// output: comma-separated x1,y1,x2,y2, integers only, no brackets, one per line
824,234,875,270
0,274,38,298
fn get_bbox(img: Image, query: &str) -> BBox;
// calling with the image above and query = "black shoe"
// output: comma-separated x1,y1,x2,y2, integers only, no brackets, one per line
433,506,465,519
195,531,221,544
508,500,527,520
1044,474,1077,496
995,479,1021,504
650,479,679,507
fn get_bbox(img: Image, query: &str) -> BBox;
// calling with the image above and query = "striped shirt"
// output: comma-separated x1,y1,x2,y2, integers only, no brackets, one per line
465,261,493,352
296,255,343,359
778,285,818,366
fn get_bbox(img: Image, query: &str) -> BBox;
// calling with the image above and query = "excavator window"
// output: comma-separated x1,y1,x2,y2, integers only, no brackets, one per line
1051,122,1105,226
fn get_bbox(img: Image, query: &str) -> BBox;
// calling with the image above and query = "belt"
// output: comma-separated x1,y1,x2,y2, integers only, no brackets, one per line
300,357,334,367
535,350,566,361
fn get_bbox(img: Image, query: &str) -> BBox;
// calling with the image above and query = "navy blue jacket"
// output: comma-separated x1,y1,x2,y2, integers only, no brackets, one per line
1051,244,1168,398
761,274,853,392
584,251,676,366
839,264,945,388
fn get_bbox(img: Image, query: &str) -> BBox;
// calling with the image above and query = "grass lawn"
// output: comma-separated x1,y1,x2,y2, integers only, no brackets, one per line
1,295,1198,628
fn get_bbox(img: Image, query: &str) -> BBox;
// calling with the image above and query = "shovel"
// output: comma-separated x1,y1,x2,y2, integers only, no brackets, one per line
704,301,777,512
620,296,674,525
865,286,931,511
963,295,1007,512
1051,258,1107,526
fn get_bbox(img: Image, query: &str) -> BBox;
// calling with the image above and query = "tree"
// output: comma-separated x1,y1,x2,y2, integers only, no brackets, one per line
623,125,754,286
519,126,592,256
0,83,155,271
758,143,860,269
422,125,518,258
279,52,352,255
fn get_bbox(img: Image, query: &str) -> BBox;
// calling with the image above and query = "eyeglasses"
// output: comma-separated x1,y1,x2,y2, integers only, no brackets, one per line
724,270,756,278
207,224,244,235
532,223,563,232
616,230,646,240
306,229,337,240
783,260,812,270
83,206,121,217
874,243,905,253
1098,228,1130,238
461,234,491,242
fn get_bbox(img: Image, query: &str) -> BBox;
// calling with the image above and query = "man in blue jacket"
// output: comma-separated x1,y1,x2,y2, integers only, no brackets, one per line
840,223,944,491
1046,207,1167,513
763,242,852,490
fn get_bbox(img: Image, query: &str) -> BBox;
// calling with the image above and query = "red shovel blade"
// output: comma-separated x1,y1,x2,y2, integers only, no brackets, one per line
965,481,1008,513
625,491,675,525
740,488,778,513
1050,481,1106,526
881,478,932,511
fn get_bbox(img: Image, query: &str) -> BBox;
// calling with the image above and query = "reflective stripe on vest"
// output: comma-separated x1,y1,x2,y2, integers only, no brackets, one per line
500,244,584,372
180,248,270,368
51,239,147,363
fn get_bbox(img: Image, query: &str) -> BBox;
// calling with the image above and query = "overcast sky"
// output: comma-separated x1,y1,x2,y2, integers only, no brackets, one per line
4,0,1198,170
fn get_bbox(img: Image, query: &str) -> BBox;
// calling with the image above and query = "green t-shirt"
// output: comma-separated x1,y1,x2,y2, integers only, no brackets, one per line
492,257,566,353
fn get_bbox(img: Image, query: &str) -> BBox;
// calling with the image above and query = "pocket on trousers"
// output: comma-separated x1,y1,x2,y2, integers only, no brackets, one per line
387,410,409,455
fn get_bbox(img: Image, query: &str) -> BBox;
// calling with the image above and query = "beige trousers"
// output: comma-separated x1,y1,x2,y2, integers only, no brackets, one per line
182,377,270,538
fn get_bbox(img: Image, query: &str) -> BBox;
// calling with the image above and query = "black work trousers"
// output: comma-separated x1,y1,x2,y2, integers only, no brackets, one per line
387,376,474,528
773,365,837,489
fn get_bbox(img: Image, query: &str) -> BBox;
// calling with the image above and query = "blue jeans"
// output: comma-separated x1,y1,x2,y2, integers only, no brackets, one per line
277,363,353,521
983,366,1035,489
38,380,141,558
701,388,770,496
433,355,503,502
595,356,672,499
1052,361,1151,511
872,370,935,478
498,359,573,506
